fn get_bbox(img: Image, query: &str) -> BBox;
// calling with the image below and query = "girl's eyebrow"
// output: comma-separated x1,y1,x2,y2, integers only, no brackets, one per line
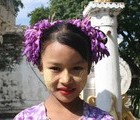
73,60,87,65
47,62,62,66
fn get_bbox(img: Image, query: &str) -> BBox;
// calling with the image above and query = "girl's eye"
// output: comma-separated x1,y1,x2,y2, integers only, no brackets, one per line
73,66,84,71
49,67,61,72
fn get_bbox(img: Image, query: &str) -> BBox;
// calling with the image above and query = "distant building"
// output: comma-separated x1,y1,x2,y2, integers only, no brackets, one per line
0,0,16,43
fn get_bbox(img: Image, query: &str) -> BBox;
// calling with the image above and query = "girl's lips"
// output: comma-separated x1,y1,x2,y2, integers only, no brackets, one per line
57,87,76,95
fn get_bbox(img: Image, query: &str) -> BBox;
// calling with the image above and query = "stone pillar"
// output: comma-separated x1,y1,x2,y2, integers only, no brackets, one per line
83,1,125,119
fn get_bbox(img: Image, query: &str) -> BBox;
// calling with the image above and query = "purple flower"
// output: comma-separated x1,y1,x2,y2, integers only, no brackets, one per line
23,18,110,65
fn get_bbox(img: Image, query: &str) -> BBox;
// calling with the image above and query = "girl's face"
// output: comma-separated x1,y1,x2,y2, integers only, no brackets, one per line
41,41,89,103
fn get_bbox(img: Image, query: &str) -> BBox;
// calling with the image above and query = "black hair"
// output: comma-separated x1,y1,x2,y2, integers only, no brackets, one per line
38,23,92,72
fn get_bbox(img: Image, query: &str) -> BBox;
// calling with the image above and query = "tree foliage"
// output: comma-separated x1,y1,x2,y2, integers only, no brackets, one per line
49,0,89,20
13,0,24,13
28,6,50,25
28,0,89,25
118,0,140,69
117,0,140,118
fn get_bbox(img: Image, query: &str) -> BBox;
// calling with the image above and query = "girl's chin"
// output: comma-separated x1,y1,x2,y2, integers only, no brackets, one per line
57,96,76,103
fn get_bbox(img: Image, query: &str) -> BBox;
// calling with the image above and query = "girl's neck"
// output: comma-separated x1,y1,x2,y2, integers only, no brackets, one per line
44,94,84,115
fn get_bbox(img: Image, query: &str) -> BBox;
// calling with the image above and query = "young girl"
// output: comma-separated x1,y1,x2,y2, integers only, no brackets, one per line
14,18,114,120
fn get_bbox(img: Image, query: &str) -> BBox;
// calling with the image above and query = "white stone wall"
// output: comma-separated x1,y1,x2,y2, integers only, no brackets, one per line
0,57,48,118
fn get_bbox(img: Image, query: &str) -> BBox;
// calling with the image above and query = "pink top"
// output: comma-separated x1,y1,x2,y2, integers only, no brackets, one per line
14,102,114,120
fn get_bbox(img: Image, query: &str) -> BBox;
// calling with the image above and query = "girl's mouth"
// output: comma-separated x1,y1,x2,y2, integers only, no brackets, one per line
57,87,76,95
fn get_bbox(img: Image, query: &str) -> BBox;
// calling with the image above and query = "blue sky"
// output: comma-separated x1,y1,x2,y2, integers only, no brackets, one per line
16,0,50,26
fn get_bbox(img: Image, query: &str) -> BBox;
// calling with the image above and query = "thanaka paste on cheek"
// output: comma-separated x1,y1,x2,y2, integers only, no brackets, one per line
79,69,88,90
43,69,55,91
43,68,88,92
73,69,88,91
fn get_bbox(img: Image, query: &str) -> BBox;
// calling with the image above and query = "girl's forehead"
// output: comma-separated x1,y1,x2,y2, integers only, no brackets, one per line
41,41,87,65
42,41,79,58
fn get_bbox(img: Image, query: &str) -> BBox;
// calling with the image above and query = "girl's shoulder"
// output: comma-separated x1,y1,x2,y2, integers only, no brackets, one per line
83,102,114,120
13,102,47,120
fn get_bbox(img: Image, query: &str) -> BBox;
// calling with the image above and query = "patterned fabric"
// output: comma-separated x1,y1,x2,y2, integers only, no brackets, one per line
14,102,114,120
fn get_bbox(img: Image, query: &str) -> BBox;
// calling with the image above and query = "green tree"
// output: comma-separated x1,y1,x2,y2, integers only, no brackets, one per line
28,6,50,25
13,0,24,13
49,0,89,20
118,0,140,118
118,0,140,68
28,0,89,24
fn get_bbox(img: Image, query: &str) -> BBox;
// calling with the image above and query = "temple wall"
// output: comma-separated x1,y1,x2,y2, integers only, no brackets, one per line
0,57,48,119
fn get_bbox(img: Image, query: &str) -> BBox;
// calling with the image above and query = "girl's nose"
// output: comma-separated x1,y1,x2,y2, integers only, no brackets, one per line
59,69,72,85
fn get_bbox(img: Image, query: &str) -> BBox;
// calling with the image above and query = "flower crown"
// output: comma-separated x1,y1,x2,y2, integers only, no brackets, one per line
23,17,110,65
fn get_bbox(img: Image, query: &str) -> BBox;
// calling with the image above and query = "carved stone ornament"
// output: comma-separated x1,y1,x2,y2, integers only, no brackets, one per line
83,1,125,17
119,57,132,95
86,57,132,96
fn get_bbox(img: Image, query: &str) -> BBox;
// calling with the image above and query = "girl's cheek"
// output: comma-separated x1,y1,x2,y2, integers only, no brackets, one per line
43,70,54,91
43,69,88,91
74,70,88,89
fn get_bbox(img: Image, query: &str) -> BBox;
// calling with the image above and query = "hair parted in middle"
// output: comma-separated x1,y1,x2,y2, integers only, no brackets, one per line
39,22,92,71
